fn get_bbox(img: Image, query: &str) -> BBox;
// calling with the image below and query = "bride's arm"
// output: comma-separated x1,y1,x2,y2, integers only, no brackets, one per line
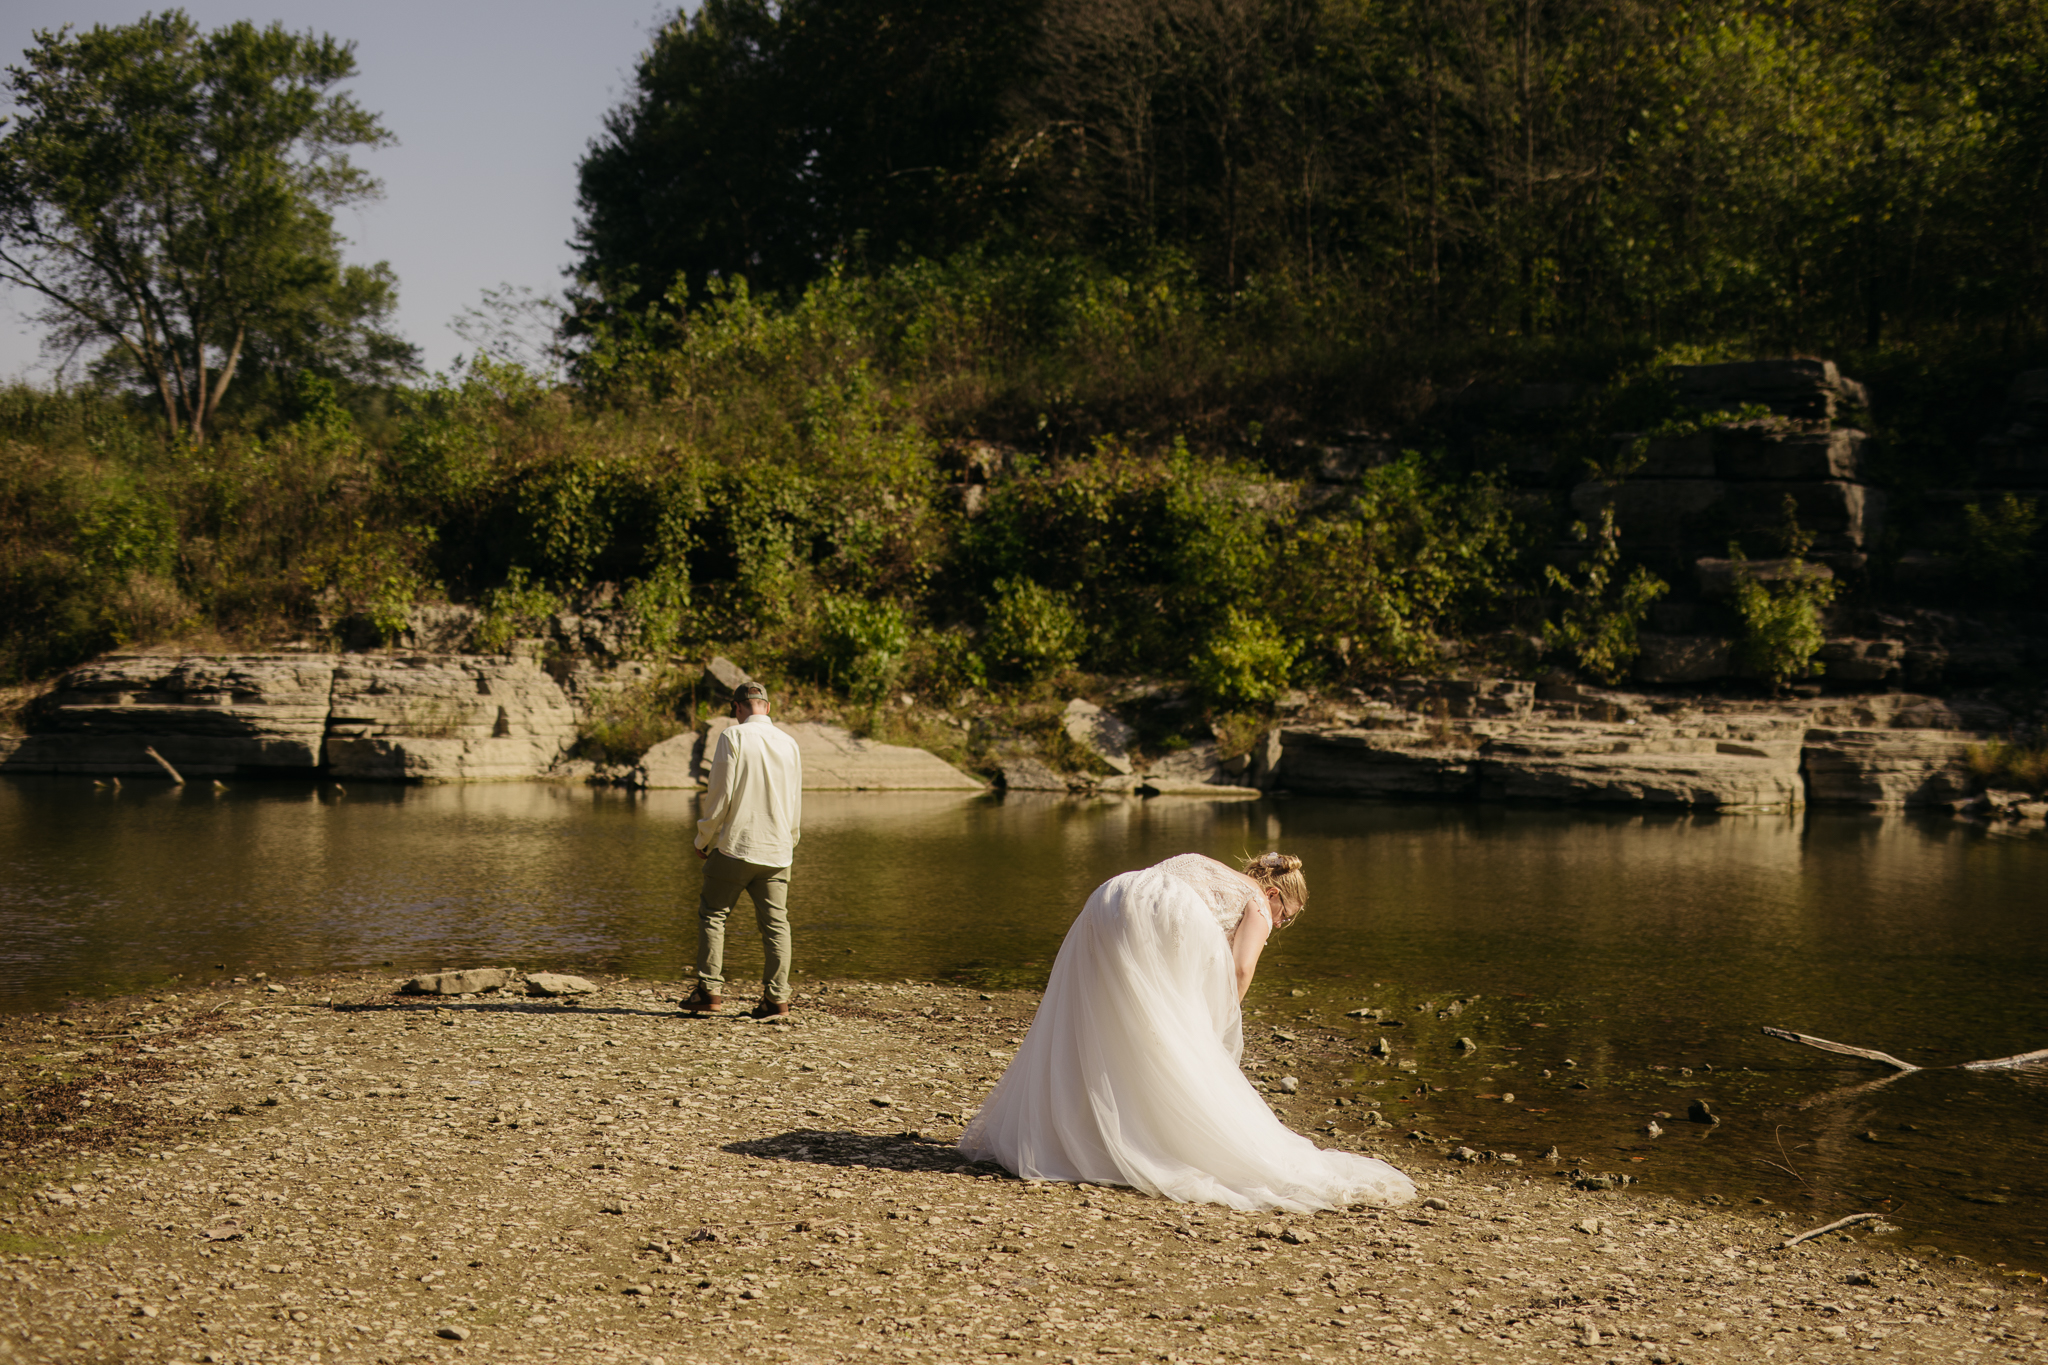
1228,896,1273,1002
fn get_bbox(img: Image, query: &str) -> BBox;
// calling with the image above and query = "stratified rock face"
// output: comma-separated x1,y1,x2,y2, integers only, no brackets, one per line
1476,733,1805,810
1061,698,1136,774
1801,728,1982,806
5,654,337,776
1265,729,1481,799
324,657,579,782
1669,358,1867,422
1267,722,1805,810
779,722,985,790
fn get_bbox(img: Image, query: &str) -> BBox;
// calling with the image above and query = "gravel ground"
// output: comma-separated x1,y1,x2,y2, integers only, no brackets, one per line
2,972,2042,1365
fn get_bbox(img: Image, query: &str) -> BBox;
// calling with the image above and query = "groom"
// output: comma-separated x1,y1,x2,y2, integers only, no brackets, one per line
680,680,803,1020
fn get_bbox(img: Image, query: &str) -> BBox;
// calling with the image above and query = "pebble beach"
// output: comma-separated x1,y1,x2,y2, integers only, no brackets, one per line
2,972,2041,1365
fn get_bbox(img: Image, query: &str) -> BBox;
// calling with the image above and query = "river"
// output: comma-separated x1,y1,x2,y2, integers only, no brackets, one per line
1,776,2042,1273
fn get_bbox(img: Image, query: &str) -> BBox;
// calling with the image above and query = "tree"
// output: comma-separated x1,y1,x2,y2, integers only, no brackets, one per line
571,0,1035,317
0,10,409,443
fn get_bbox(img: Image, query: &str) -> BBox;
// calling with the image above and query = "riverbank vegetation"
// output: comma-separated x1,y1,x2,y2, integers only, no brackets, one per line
3,1,2047,713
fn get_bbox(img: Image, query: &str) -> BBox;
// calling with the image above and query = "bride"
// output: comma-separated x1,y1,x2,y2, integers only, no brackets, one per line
959,852,1416,1211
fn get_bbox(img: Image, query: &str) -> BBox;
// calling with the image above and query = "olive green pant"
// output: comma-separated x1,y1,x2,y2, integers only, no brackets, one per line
696,849,793,1003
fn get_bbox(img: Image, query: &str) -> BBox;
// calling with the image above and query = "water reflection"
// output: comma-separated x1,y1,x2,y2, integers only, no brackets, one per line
0,777,2042,1269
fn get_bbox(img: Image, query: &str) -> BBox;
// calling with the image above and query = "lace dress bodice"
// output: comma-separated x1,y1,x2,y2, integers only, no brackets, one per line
1153,853,1267,936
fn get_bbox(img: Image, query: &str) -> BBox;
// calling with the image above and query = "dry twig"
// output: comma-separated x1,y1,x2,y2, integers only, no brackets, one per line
1781,1211,1880,1250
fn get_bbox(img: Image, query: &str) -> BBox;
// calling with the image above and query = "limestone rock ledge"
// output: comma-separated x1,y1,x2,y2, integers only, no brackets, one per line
324,656,579,782
2,652,578,782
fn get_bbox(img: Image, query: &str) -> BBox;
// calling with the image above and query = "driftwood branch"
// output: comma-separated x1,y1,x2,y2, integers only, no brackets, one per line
1759,1027,1918,1072
1959,1047,2048,1071
1781,1211,1880,1250
143,745,185,785
1764,1026,2047,1109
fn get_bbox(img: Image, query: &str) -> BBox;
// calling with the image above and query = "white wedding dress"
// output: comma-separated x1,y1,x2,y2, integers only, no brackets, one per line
958,854,1416,1211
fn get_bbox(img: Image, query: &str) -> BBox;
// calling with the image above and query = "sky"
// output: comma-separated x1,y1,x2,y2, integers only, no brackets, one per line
0,0,682,381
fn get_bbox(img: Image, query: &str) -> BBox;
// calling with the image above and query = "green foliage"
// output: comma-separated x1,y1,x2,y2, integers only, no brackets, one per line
1966,739,2048,794
307,523,437,646
812,595,912,703
982,577,1084,684
471,568,561,654
0,12,411,441
1960,493,2043,596
1728,504,1840,691
1542,507,1670,685
1278,457,1521,678
1190,609,1297,710
573,672,688,766
905,629,988,701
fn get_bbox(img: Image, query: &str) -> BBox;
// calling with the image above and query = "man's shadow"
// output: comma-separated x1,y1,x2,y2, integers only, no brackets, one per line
724,1127,1003,1177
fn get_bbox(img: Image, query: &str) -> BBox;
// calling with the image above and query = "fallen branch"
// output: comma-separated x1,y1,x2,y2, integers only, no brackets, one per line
1781,1211,1880,1250
1759,1027,1917,1072
143,746,185,785
1959,1047,2048,1071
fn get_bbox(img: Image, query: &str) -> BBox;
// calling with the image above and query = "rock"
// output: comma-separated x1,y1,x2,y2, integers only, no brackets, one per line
1280,1226,1317,1245
1369,1037,1392,1057
631,733,701,790
6,654,337,776
1454,1037,1478,1053
701,656,752,698
1252,1222,1283,1239
436,1325,472,1340
1634,634,1735,684
1261,727,1479,799
525,973,597,997
1687,1099,1720,1125
781,722,985,790
1477,730,1803,810
1344,1007,1378,1019
1693,556,1836,601
1420,1197,1449,1211
1802,728,1983,806
1061,699,1136,775
1277,1076,1299,1094
1669,358,1867,423
325,656,579,781
1139,740,1260,794
1644,1120,1664,1138
401,968,510,996
1449,1146,1481,1162
998,758,1071,792
1815,638,1906,685
695,716,737,779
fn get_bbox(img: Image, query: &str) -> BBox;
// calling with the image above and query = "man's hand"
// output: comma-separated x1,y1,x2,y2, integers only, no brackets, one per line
696,844,711,860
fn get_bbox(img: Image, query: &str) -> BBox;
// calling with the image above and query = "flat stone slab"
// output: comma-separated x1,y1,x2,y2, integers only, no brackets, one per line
325,656,578,782
782,723,985,791
525,972,597,996
401,968,511,996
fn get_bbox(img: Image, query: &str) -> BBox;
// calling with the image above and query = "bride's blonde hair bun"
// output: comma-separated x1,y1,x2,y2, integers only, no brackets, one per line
1241,851,1308,926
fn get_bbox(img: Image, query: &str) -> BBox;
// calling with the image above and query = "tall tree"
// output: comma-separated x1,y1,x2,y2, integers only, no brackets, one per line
572,0,1038,314
0,10,408,442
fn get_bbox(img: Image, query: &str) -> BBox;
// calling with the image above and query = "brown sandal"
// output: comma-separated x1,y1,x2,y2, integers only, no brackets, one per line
679,986,723,1015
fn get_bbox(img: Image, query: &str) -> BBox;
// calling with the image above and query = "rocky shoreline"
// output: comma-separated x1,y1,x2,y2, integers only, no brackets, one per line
3,971,2041,1365
4,647,2041,825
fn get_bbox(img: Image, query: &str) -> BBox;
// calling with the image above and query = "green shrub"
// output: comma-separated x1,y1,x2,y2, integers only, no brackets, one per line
982,577,1085,683
1191,608,1297,709
1966,739,2048,792
472,567,562,653
1960,493,2042,597
813,594,912,702
1728,501,1838,691
573,672,688,765
1541,507,1668,685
